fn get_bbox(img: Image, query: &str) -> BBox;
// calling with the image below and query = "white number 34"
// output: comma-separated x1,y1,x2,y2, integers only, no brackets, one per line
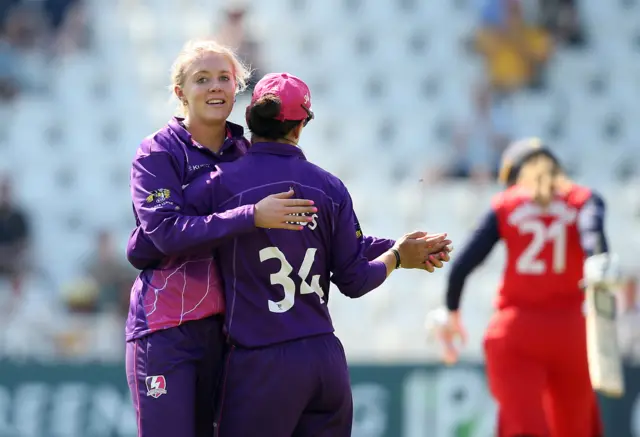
259,247,325,313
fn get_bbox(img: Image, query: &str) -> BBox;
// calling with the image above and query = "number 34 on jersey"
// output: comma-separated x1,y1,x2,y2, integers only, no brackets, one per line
260,247,325,314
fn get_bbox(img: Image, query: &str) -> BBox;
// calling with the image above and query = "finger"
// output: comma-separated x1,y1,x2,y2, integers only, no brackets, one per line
421,233,447,241
438,252,451,262
424,232,448,238
440,329,461,361
426,236,451,244
283,215,314,223
404,238,446,249
424,232,447,237
425,240,451,252
428,255,444,268
442,339,459,365
438,329,451,348
270,189,295,199
458,328,468,345
435,245,452,255
422,261,435,273
443,350,457,365
444,245,454,253
282,206,318,215
422,235,447,246
271,223,304,231
430,241,453,254
421,239,446,252
405,230,428,239
443,354,457,366
281,198,315,207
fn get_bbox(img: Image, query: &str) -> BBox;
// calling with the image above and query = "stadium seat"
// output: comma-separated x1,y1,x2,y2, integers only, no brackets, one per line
1,0,638,360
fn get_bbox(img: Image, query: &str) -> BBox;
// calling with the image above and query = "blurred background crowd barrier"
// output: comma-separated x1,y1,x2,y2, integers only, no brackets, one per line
0,0,639,435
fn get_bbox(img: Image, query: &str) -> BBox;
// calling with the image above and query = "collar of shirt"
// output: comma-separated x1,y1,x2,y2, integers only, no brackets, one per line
168,117,246,156
247,142,307,160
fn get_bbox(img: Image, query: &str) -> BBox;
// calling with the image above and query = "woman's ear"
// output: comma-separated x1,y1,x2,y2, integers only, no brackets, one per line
174,85,185,104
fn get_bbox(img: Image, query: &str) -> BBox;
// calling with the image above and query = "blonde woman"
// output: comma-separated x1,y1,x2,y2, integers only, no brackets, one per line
124,40,321,437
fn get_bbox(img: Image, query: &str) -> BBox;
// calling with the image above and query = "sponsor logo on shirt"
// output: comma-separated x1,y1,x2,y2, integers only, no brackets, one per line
146,189,171,204
145,375,167,398
188,163,212,172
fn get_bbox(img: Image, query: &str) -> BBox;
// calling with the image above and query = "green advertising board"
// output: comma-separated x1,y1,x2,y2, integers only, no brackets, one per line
0,362,136,436
350,363,640,437
0,361,637,436
350,364,497,437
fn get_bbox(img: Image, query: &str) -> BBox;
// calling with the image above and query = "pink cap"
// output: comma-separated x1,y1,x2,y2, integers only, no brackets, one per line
251,73,312,121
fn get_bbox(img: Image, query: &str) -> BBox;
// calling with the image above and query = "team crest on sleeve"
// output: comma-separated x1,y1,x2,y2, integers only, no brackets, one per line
146,189,171,204
145,375,167,398
355,220,363,239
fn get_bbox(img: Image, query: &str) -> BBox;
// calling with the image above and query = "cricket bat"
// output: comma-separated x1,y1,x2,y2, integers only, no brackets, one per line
584,242,625,397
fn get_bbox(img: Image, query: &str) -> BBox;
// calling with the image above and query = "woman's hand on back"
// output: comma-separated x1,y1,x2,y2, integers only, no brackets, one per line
254,189,317,231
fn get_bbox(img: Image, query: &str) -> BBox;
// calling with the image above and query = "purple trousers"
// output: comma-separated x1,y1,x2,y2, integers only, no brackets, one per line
126,315,225,437
215,333,353,437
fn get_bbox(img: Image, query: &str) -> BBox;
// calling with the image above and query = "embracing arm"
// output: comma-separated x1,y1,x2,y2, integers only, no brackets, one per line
130,151,255,257
126,226,164,270
127,153,317,269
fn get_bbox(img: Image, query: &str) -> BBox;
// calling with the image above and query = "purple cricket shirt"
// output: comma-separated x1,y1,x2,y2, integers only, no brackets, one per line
182,142,391,348
125,117,253,341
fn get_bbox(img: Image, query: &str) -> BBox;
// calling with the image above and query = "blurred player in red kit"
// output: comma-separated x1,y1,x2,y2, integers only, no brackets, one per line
430,138,608,437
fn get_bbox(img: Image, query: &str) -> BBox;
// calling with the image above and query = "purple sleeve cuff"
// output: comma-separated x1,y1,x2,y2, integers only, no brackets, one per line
366,260,389,290
339,259,388,299
214,204,255,234
361,236,395,260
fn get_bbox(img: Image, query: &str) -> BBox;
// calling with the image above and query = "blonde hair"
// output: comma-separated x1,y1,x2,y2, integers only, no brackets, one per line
516,154,572,207
170,39,252,115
